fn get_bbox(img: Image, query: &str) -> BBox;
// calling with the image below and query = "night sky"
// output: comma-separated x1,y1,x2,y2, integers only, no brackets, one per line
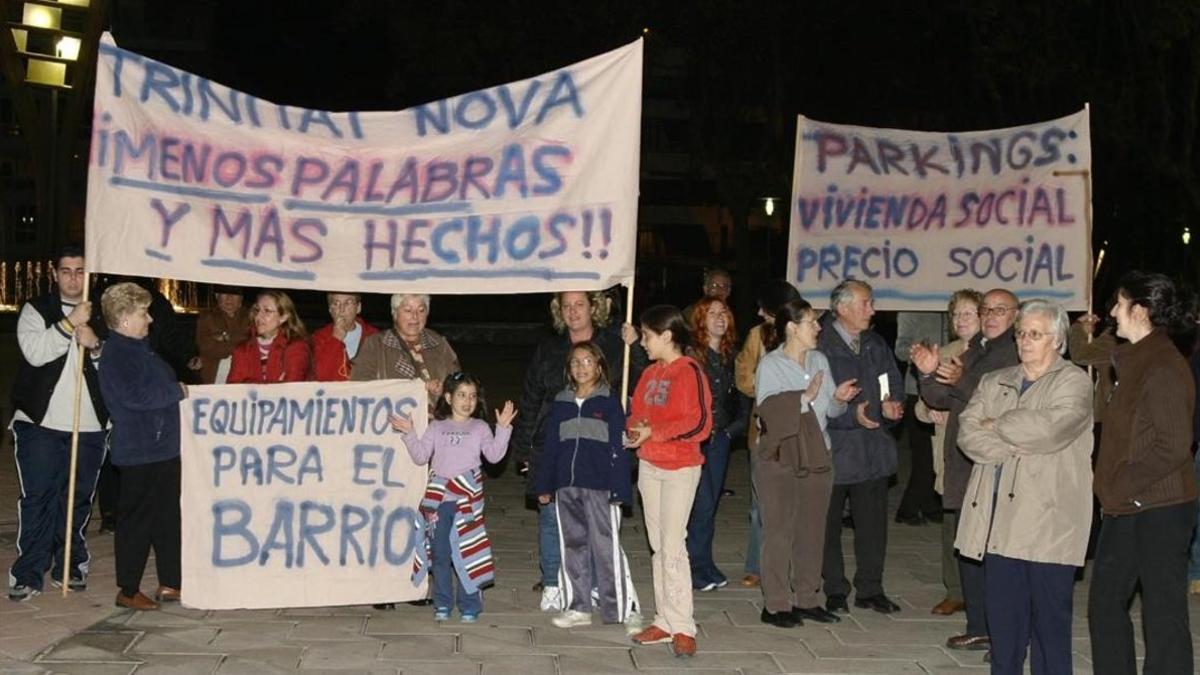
109,1,1200,319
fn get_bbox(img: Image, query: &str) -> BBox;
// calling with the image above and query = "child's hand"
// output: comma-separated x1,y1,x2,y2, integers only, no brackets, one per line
624,422,651,448
537,494,552,505
389,413,413,433
495,400,518,427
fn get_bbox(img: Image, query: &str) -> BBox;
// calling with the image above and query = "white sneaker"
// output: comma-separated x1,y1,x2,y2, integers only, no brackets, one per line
551,609,593,628
539,585,563,612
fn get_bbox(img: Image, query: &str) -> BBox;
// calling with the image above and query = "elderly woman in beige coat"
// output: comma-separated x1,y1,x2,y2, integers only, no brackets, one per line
956,299,1093,675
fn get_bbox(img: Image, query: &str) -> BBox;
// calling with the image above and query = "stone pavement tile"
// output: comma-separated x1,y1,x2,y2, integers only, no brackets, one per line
532,625,642,649
288,617,370,641
34,664,137,675
298,642,384,670
773,653,931,674
827,618,956,647
455,626,534,656
206,621,295,649
211,647,303,673
632,646,782,672
479,654,556,675
376,635,457,660
35,631,140,662
201,609,280,621
35,610,124,634
0,630,71,662
691,596,759,623
364,613,447,636
550,649,638,674
803,643,961,669
129,627,223,654
397,661,480,675
130,654,224,674
279,606,370,618
293,669,398,675
691,625,818,655
720,603,765,627
0,655,45,674
122,608,210,629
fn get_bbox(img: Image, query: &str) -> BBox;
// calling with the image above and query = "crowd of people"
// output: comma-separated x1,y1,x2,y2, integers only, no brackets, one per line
7,247,1199,671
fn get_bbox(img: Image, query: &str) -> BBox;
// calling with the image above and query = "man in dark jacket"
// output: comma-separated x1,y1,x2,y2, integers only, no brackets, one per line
911,288,1019,652
7,245,108,601
818,280,904,615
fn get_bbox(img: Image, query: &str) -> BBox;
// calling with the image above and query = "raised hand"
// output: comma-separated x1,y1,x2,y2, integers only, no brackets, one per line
855,401,881,429
620,322,639,346
909,342,940,375
495,400,518,427
935,356,965,385
834,377,860,403
389,412,413,433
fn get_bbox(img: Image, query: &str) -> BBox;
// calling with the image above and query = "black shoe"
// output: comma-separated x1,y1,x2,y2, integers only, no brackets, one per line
792,606,841,623
854,594,901,614
923,510,944,524
760,608,799,628
372,603,395,610
98,520,117,534
894,512,926,525
825,595,850,614
406,598,433,607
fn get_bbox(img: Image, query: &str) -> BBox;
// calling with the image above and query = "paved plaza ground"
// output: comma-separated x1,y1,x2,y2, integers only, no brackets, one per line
0,341,1197,674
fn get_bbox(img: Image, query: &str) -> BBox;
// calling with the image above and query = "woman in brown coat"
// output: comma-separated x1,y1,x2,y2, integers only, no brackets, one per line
1088,272,1197,675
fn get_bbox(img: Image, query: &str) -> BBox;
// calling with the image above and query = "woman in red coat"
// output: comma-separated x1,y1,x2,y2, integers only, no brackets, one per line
227,290,310,384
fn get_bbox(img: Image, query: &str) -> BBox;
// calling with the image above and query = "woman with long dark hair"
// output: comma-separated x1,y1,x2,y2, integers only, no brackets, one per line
1089,272,1197,675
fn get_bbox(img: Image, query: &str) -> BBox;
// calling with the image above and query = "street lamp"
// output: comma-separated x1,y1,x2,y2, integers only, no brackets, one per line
1184,227,1191,246
763,197,775,216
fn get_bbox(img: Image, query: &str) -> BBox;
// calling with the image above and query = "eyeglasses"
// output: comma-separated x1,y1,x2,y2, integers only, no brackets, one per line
707,282,731,290
952,311,979,319
979,306,1015,317
569,357,596,367
1015,329,1050,341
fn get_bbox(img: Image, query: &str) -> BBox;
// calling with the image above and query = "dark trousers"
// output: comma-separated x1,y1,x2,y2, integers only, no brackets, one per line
687,430,731,587
9,422,106,590
985,553,1075,675
822,476,889,599
960,553,988,636
941,509,963,601
115,457,181,596
755,458,833,612
557,487,619,621
96,454,120,527
1088,502,1195,675
897,395,940,518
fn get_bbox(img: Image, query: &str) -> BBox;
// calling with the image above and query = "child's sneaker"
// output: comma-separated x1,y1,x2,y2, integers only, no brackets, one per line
433,607,451,621
460,612,479,624
539,585,563,612
8,584,40,602
551,609,593,628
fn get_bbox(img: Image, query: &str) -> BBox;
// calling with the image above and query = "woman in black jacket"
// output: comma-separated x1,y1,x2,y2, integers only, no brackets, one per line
685,298,749,591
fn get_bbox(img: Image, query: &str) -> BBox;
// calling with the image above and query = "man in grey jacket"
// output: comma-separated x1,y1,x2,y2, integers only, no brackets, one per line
911,288,1019,653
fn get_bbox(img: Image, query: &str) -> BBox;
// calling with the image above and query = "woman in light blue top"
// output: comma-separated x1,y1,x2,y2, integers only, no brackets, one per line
752,299,858,627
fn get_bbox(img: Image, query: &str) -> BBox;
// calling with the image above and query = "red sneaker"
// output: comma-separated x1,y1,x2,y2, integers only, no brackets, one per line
630,625,672,645
671,633,697,658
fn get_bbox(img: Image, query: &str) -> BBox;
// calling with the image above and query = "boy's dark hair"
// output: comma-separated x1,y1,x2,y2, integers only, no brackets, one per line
432,371,488,422
563,341,610,390
57,243,84,265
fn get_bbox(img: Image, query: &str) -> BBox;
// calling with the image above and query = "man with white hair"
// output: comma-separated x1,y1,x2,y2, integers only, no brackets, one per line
818,279,904,615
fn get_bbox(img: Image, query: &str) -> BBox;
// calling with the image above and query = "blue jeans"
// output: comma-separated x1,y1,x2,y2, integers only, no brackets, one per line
687,430,731,587
744,450,762,576
9,422,107,590
431,501,482,615
538,502,561,587
1190,449,1200,582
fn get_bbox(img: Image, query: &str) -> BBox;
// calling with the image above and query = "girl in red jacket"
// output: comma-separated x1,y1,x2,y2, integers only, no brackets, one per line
228,290,311,384
625,305,712,658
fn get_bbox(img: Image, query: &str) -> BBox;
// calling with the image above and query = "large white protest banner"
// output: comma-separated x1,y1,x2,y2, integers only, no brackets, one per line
180,379,428,610
85,34,641,294
787,109,1092,310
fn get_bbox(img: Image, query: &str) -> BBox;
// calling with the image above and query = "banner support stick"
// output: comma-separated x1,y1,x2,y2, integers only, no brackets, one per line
620,279,635,413
61,271,91,597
